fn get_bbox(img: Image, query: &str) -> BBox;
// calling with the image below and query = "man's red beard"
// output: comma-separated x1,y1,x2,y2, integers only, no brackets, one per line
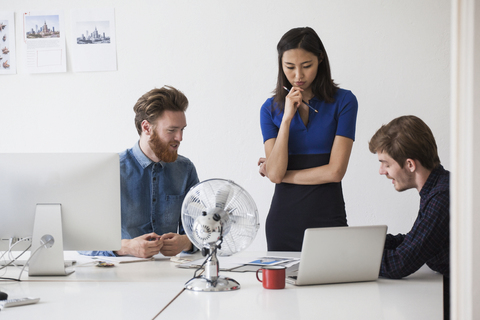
149,129,179,163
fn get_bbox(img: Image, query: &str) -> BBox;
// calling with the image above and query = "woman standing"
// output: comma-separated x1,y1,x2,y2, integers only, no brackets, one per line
259,27,358,251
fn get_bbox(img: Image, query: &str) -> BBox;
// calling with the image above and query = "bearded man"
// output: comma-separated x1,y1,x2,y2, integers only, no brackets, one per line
82,86,199,258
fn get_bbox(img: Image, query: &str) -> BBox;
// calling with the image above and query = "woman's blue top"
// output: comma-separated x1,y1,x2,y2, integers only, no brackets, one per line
260,88,358,154
260,88,358,251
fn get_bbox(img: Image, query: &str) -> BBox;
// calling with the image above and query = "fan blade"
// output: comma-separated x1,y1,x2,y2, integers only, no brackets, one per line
222,186,242,212
185,202,206,218
215,185,232,210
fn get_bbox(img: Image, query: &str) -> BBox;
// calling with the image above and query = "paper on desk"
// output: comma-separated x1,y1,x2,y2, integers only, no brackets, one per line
245,256,299,266
176,256,248,271
176,255,300,271
90,255,154,264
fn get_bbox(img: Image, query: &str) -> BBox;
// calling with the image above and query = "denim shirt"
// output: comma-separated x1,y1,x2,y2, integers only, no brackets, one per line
81,142,199,256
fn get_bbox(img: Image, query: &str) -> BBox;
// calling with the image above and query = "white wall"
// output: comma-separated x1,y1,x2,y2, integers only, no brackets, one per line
0,0,451,252
451,0,480,318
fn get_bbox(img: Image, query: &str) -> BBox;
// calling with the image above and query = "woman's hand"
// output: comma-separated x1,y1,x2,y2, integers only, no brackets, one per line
258,157,267,177
282,136,354,185
259,87,304,184
283,87,304,120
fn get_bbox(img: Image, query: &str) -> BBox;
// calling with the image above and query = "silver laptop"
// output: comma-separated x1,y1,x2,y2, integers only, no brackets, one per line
286,225,387,286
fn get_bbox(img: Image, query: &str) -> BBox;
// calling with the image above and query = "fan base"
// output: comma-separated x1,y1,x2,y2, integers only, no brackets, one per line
185,276,241,292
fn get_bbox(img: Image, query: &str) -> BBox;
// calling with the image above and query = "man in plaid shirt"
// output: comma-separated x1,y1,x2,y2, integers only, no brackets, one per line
369,115,449,319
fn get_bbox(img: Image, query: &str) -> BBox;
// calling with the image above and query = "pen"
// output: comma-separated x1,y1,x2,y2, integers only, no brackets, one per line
283,86,318,113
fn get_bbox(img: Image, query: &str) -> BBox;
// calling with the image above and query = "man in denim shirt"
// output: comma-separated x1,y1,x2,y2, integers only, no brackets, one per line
82,86,199,258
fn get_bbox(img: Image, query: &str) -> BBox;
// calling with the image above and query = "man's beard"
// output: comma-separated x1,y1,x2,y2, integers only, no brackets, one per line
149,130,179,163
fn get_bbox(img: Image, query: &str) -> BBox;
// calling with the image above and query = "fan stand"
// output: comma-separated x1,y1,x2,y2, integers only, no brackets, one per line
185,244,240,292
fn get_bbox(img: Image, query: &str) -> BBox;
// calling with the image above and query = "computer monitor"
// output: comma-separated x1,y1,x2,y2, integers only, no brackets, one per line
0,153,121,276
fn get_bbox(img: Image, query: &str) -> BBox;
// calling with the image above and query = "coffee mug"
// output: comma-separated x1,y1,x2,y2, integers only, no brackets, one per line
256,265,286,289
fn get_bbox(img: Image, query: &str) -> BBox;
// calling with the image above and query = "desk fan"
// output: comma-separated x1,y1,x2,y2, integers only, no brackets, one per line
181,178,259,292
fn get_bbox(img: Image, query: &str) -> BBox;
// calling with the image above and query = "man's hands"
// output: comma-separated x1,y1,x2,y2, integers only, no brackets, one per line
160,233,193,256
115,233,163,258
115,232,193,258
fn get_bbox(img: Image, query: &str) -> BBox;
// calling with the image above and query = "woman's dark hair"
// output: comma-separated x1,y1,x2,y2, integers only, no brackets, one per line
274,27,338,108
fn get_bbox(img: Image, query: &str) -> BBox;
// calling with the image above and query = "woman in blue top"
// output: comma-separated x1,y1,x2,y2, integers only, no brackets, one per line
258,27,358,251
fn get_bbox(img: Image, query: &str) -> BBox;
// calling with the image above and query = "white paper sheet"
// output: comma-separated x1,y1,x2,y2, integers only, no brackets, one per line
176,256,300,271
23,11,66,73
87,255,154,264
71,8,117,72
0,11,16,74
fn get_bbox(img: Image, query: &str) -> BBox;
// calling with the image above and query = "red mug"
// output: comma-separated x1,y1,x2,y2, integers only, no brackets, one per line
256,266,286,289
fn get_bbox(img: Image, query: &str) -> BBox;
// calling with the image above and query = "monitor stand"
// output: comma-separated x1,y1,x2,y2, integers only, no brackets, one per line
28,204,74,276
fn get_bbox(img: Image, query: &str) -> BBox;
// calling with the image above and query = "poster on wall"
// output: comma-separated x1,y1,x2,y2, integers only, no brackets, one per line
71,8,117,72
0,11,16,75
23,11,66,73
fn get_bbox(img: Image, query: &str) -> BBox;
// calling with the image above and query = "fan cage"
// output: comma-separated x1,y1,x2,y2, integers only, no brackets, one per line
181,178,259,256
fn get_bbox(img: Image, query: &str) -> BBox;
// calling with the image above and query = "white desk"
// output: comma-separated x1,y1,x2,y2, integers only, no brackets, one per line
0,251,443,320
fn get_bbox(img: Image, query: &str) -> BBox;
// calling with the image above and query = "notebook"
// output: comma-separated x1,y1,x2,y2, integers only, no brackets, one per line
286,225,387,286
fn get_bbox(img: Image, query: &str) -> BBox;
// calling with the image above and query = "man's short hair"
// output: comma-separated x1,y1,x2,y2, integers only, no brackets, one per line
368,115,440,170
133,86,189,135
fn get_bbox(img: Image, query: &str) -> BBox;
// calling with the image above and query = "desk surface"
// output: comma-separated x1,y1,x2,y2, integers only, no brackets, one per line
0,251,442,320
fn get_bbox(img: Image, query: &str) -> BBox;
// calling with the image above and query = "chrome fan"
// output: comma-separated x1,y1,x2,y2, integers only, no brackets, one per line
181,179,259,292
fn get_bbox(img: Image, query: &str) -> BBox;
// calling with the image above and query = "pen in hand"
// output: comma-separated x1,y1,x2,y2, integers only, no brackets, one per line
283,86,318,113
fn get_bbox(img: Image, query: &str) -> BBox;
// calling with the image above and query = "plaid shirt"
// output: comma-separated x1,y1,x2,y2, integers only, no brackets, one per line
380,165,450,279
